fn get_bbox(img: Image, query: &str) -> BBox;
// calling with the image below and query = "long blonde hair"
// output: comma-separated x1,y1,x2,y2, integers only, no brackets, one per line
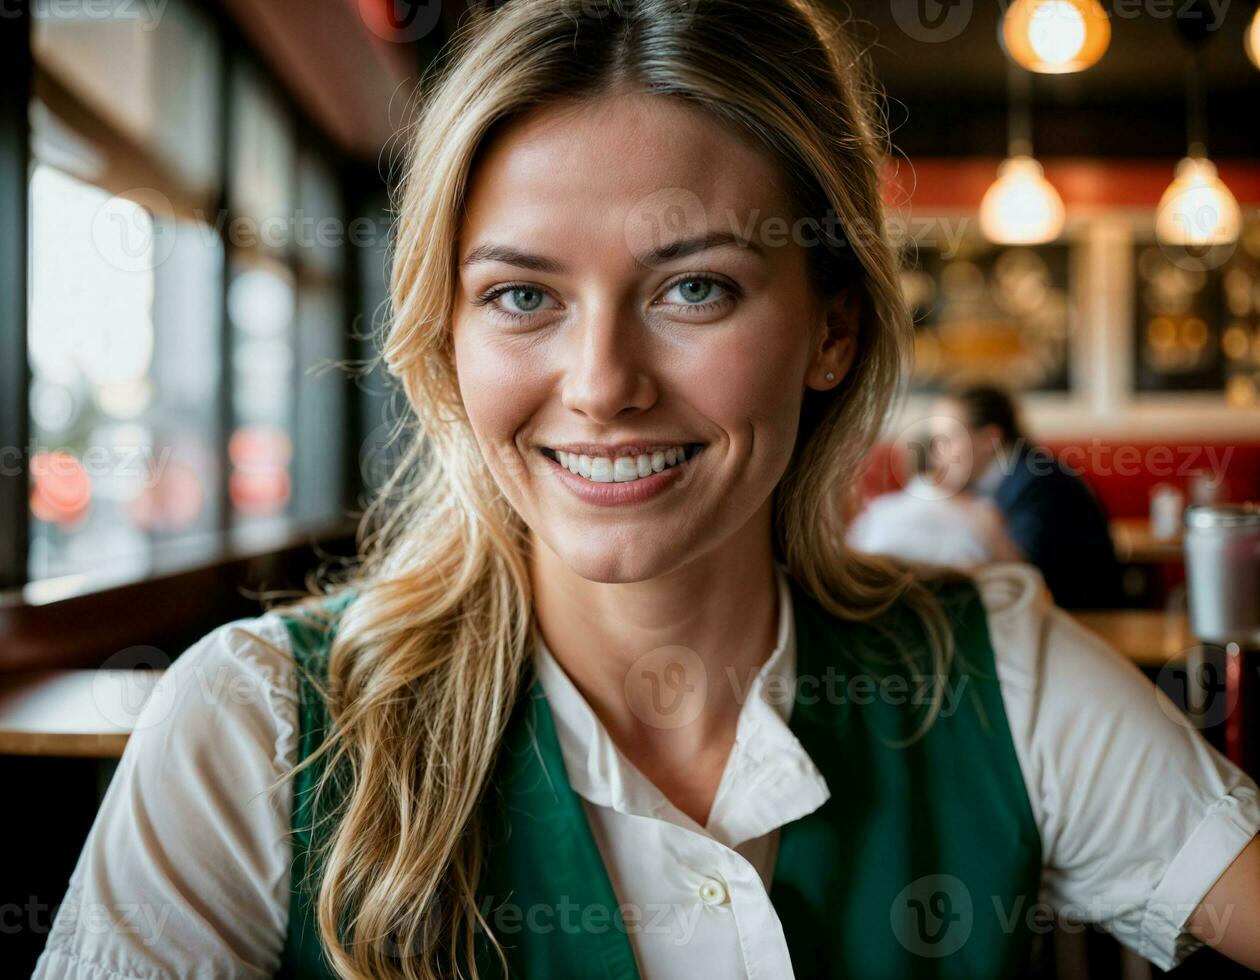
273,0,955,976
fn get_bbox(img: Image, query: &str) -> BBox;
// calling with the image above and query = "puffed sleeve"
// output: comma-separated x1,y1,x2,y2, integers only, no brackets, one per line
974,561,1260,972
31,612,300,980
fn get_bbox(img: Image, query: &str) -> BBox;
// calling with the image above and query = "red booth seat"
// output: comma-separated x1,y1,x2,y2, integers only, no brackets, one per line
858,440,1260,521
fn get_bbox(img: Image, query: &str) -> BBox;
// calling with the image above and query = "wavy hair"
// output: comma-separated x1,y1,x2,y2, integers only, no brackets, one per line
271,0,956,976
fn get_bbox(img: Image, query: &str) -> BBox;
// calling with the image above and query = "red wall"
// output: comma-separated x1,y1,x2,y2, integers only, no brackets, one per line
860,440,1260,521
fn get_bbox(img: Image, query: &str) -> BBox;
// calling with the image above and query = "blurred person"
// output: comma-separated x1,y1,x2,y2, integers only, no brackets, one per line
33,2,1260,979
847,443,1023,568
932,384,1124,610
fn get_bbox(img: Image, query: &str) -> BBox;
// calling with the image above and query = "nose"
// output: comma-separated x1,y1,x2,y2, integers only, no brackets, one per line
559,299,659,423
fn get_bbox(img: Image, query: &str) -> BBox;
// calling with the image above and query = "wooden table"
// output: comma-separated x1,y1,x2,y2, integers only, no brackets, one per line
0,669,163,757
1073,609,1194,667
1110,517,1183,564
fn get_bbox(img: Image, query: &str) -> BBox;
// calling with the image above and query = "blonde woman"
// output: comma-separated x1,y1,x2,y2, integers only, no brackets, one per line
34,1,1260,977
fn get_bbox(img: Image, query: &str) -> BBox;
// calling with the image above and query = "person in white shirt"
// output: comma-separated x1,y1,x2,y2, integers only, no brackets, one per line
33,0,1260,977
847,474,1022,568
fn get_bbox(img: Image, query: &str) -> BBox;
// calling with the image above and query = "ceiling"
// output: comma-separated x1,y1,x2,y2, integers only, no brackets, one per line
227,0,1260,161
849,0,1260,98
837,0,1260,157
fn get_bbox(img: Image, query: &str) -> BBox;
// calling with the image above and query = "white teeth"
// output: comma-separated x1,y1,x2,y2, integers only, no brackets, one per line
589,456,614,482
613,457,639,482
551,445,696,484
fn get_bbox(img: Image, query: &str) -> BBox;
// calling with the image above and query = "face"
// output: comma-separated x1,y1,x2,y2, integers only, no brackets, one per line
451,91,855,583
929,397,997,492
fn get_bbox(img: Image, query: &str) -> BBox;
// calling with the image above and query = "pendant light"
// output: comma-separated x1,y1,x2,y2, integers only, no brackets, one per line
1001,0,1111,74
980,62,1065,245
1155,29,1240,250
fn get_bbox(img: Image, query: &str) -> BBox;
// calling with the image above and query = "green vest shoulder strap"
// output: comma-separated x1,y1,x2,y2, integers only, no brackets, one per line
275,591,357,980
276,576,1041,979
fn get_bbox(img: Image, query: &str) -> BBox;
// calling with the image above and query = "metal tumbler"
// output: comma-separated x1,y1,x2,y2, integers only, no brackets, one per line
1184,504,1260,775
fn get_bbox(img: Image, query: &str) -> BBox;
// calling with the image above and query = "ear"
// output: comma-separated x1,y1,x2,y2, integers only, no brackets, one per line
805,289,860,392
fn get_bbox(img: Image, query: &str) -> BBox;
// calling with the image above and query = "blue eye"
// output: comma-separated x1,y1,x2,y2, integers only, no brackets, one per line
664,277,724,305
476,283,557,322
503,286,547,313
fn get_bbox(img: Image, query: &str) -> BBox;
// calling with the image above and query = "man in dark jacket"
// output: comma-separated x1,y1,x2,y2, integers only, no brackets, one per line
931,385,1124,609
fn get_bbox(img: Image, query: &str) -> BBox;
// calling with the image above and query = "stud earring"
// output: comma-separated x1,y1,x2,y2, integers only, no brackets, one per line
824,371,835,382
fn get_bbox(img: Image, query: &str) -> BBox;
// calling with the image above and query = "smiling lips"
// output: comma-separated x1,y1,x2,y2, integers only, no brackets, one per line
539,443,705,506
542,444,703,483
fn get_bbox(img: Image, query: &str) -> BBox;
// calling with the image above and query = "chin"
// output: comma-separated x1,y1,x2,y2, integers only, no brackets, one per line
549,532,686,585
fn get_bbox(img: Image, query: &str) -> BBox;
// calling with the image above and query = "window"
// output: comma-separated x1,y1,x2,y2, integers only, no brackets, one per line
18,0,357,588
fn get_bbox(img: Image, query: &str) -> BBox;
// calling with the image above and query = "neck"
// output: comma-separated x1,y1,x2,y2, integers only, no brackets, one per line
527,504,781,778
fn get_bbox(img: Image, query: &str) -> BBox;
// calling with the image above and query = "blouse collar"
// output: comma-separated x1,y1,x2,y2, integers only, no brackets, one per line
532,562,831,849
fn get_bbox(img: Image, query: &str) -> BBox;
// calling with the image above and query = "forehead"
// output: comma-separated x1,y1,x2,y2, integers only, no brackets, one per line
459,92,797,258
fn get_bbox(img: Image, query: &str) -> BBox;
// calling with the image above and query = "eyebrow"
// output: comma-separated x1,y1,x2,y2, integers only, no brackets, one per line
458,231,761,273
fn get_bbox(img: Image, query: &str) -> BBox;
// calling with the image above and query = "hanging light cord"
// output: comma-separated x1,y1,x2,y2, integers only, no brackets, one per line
1007,56,1033,158
1185,44,1207,158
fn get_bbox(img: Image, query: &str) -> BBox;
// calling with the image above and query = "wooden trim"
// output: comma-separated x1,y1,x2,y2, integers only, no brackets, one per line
0,517,359,673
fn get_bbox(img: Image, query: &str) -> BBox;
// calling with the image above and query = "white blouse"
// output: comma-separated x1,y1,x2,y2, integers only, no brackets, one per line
32,562,1260,979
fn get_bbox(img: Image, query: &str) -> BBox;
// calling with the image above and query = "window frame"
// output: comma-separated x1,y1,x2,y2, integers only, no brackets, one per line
0,0,375,656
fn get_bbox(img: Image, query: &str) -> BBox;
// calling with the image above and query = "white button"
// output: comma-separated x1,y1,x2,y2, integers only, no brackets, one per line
698,877,728,906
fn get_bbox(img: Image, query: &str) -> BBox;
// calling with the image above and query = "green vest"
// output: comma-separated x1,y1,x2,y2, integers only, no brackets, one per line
276,576,1041,978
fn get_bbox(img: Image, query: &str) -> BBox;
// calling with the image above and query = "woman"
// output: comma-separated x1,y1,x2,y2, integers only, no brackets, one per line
34,0,1260,977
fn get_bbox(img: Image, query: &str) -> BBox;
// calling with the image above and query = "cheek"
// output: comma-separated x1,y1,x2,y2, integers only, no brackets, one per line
452,325,543,477
683,309,810,452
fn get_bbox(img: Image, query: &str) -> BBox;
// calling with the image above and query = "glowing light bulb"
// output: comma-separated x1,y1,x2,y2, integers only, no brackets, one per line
1028,1,1087,65
1246,5,1260,71
1156,155,1241,247
1002,0,1110,74
979,156,1066,245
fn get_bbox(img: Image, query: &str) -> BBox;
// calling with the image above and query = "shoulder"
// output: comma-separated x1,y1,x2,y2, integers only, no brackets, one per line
968,560,1140,702
32,610,307,978
140,609,301,766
